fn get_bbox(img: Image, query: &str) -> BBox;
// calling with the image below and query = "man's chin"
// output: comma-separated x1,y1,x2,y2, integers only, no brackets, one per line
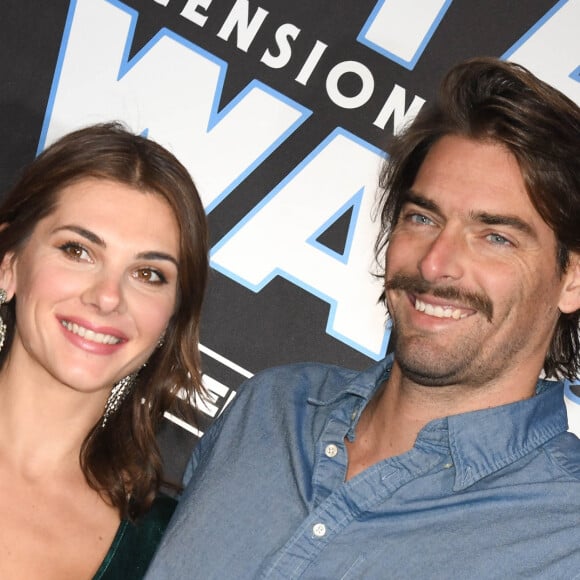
393,347,470,388
397,365,461,387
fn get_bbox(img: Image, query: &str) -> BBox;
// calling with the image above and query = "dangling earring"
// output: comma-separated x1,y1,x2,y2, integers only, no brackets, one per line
0,288,7,353
101,371,138,427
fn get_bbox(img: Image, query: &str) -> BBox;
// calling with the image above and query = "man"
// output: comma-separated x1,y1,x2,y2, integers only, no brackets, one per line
147,58,580,578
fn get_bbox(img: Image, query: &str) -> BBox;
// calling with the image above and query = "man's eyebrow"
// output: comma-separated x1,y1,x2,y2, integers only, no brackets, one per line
404,192,538,239
472,212,537,238
403,191,441,213
54,225,179,266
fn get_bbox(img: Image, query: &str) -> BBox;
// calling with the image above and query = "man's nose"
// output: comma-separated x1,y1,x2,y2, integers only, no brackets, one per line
418,227,466,283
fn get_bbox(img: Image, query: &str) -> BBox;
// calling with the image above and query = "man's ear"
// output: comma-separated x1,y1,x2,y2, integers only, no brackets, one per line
558,252,580,314
0,251,17,302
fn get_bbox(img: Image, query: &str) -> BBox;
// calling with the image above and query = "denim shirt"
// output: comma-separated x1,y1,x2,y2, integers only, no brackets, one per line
146,357,580,579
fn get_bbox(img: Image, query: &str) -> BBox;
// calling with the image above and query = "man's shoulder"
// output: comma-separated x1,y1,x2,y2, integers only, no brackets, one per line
249,361,361,385
240,361,363,401
543,430,580,481
196,358,389,454
188,361,374,477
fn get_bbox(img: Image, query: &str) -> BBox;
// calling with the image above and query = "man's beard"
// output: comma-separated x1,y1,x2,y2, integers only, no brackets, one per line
385,273,494,386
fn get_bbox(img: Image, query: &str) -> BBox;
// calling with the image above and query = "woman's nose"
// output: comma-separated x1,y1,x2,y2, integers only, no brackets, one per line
80,272,126,314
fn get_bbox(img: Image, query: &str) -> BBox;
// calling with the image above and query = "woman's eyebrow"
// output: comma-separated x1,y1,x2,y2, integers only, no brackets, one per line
136,251,178,267
53,224,104,245
54,224,179,265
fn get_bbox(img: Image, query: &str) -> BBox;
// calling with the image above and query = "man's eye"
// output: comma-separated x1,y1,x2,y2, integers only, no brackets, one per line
486,233,512,246
408,213,433,226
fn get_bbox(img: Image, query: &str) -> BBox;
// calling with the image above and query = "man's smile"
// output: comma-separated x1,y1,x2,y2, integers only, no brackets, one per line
412,296,472,319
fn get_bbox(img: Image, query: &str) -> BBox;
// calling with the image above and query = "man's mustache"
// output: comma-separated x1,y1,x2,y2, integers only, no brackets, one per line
385,274,493,322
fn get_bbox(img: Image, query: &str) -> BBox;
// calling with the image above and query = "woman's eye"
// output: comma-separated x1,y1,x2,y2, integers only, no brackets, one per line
134,268,167,285
59,242,90,261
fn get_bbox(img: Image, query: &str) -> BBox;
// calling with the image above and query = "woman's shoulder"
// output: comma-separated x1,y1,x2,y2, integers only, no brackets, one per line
139,494,178,530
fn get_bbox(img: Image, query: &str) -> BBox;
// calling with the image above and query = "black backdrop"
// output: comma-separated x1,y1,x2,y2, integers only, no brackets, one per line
2,0,579,480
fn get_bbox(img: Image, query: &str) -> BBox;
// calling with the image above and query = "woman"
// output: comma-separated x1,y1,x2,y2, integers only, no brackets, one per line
0,123,208,578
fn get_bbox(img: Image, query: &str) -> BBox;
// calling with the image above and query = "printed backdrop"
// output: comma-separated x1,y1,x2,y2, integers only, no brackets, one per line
2,0,580,479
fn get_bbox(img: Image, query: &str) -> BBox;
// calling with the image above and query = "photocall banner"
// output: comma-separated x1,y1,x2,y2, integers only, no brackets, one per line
2,0,579,476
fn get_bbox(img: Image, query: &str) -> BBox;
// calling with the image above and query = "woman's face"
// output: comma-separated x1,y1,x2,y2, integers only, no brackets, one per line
0,178,180,396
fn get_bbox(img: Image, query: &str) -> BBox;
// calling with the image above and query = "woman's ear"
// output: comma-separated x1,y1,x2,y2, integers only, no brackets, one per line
0,251,17,301
0,223,16,301
558,252,580,314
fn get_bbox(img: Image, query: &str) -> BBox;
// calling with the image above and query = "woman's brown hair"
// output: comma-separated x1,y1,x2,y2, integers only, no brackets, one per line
0,122,209,518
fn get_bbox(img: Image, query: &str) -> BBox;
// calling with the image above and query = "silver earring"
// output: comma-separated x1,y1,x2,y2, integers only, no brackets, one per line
101,371,138,427
0,289,7,353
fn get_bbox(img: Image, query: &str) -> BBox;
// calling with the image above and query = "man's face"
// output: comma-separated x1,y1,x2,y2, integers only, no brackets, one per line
384,135,573,391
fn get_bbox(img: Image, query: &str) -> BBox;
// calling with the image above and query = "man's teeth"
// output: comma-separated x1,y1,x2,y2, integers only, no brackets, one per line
414,299,467,320
61,321,122,344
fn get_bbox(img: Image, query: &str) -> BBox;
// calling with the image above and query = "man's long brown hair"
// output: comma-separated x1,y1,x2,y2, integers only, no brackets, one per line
376,58,580,379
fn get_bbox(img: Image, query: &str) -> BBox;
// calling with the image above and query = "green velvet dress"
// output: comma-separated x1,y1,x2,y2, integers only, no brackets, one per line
93,495,176,579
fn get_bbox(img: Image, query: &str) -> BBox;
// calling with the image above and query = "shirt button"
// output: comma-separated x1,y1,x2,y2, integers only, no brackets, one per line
325,444,338,458
312,523,326,537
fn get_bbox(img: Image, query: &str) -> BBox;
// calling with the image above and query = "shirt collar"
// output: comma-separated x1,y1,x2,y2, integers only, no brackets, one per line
344,356,393,399
330,356,568,491
307,356,392,407
445,383,568,490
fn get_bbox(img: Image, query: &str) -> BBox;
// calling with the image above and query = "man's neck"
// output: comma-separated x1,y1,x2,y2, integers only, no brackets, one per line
344,360,539,480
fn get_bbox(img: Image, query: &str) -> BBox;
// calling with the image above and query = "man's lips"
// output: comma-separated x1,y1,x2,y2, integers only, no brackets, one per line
412,295,473,320
385,273,493,322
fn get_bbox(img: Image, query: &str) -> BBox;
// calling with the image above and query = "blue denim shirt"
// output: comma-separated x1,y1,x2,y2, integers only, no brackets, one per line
147,357,580,579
